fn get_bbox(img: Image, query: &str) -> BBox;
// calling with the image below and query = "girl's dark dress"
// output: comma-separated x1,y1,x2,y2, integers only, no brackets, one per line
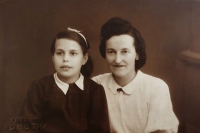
17,75,110,133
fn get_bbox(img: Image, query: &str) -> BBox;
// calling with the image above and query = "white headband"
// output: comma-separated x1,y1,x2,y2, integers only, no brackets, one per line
67,27,88,48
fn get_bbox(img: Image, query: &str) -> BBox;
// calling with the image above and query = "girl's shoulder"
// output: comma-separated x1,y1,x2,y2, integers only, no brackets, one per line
83,78,105,92
33,75,54,84
84,77,102,87
30,75,55,89
27,75,55,97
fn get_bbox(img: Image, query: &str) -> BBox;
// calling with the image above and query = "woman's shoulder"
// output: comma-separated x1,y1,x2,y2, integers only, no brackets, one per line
140,71,164,81
91,73,112,84
139,71,168,88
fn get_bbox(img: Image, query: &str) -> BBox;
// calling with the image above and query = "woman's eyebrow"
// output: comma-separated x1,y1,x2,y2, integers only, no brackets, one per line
121,48,130,50
69,49,78,51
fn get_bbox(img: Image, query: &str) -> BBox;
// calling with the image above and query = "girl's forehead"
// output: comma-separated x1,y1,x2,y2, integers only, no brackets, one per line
55,38,81,50
56,38,78,45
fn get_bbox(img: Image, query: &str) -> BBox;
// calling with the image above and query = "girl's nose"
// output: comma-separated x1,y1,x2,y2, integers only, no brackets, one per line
63,54,69,62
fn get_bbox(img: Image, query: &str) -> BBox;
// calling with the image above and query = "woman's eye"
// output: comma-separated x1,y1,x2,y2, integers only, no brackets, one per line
122,50,129,54
107,51,115,54
70,52,77,56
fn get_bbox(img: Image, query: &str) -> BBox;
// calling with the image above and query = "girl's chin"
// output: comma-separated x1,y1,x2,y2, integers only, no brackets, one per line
57,73,80,80
58,74,70,79
57,72,71,78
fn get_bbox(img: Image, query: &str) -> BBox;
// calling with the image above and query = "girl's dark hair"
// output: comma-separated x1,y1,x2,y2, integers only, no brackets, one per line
50,30,93,78
99,17,146,71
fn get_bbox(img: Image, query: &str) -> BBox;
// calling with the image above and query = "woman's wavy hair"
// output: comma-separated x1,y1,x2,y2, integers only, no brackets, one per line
50,30,93,78
99,17,146,71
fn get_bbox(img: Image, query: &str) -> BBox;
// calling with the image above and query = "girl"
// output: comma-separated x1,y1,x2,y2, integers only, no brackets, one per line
17,28,110,133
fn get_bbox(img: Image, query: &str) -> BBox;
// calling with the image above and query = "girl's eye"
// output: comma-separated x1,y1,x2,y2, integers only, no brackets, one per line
56,52,63,55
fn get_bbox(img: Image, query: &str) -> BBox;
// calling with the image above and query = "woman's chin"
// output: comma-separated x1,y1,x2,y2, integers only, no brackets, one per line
112,72,126,78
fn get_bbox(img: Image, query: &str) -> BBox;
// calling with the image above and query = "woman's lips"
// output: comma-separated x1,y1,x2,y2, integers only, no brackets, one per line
113,65,124,67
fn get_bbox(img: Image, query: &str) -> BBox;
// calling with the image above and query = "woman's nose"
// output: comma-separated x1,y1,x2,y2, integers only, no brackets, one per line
114,53,122,63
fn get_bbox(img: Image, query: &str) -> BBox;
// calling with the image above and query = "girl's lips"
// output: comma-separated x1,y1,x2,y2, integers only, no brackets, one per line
61,65,71,68
60,65,72,70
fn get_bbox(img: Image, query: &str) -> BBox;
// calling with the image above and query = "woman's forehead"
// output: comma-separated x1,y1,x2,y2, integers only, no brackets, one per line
106,35,135,49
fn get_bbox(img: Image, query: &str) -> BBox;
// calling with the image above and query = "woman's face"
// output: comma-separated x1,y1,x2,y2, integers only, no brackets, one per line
52,38,88,83
105,34,138,79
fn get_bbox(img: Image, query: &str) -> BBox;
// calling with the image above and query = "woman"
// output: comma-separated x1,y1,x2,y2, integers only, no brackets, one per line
92,17,179,133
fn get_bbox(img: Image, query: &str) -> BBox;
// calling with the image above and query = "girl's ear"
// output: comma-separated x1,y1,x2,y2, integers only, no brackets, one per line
82,53,89,65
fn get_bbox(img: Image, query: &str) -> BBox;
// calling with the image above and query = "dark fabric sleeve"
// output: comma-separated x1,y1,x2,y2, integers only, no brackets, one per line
87,85,110,133
16,81,46,133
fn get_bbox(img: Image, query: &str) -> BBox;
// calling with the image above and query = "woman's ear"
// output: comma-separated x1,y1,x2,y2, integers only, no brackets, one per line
136,54,139,60
82,53,89,65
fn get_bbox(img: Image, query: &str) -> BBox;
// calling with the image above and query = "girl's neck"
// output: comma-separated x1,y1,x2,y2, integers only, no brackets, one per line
113,71,137,87
57,74,80,84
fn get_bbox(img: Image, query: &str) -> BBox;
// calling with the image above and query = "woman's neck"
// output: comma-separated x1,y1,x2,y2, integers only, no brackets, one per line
113,71,137,87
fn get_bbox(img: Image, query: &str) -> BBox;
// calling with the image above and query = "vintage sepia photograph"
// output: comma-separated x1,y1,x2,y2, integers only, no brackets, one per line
1,0,200,133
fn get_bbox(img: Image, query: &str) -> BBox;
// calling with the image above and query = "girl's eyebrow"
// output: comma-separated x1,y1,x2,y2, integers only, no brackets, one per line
55,49,65,52
55,49,78,51
107,48,115,51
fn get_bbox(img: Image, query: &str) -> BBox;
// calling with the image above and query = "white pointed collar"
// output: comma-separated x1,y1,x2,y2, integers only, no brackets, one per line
54,73,84,95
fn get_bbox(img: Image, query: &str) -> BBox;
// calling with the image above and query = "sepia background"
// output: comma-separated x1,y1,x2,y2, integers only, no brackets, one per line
1,0,200,132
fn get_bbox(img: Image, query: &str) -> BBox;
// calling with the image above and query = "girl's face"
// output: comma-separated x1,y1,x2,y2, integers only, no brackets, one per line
105,34,138,80
52,38,88,83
